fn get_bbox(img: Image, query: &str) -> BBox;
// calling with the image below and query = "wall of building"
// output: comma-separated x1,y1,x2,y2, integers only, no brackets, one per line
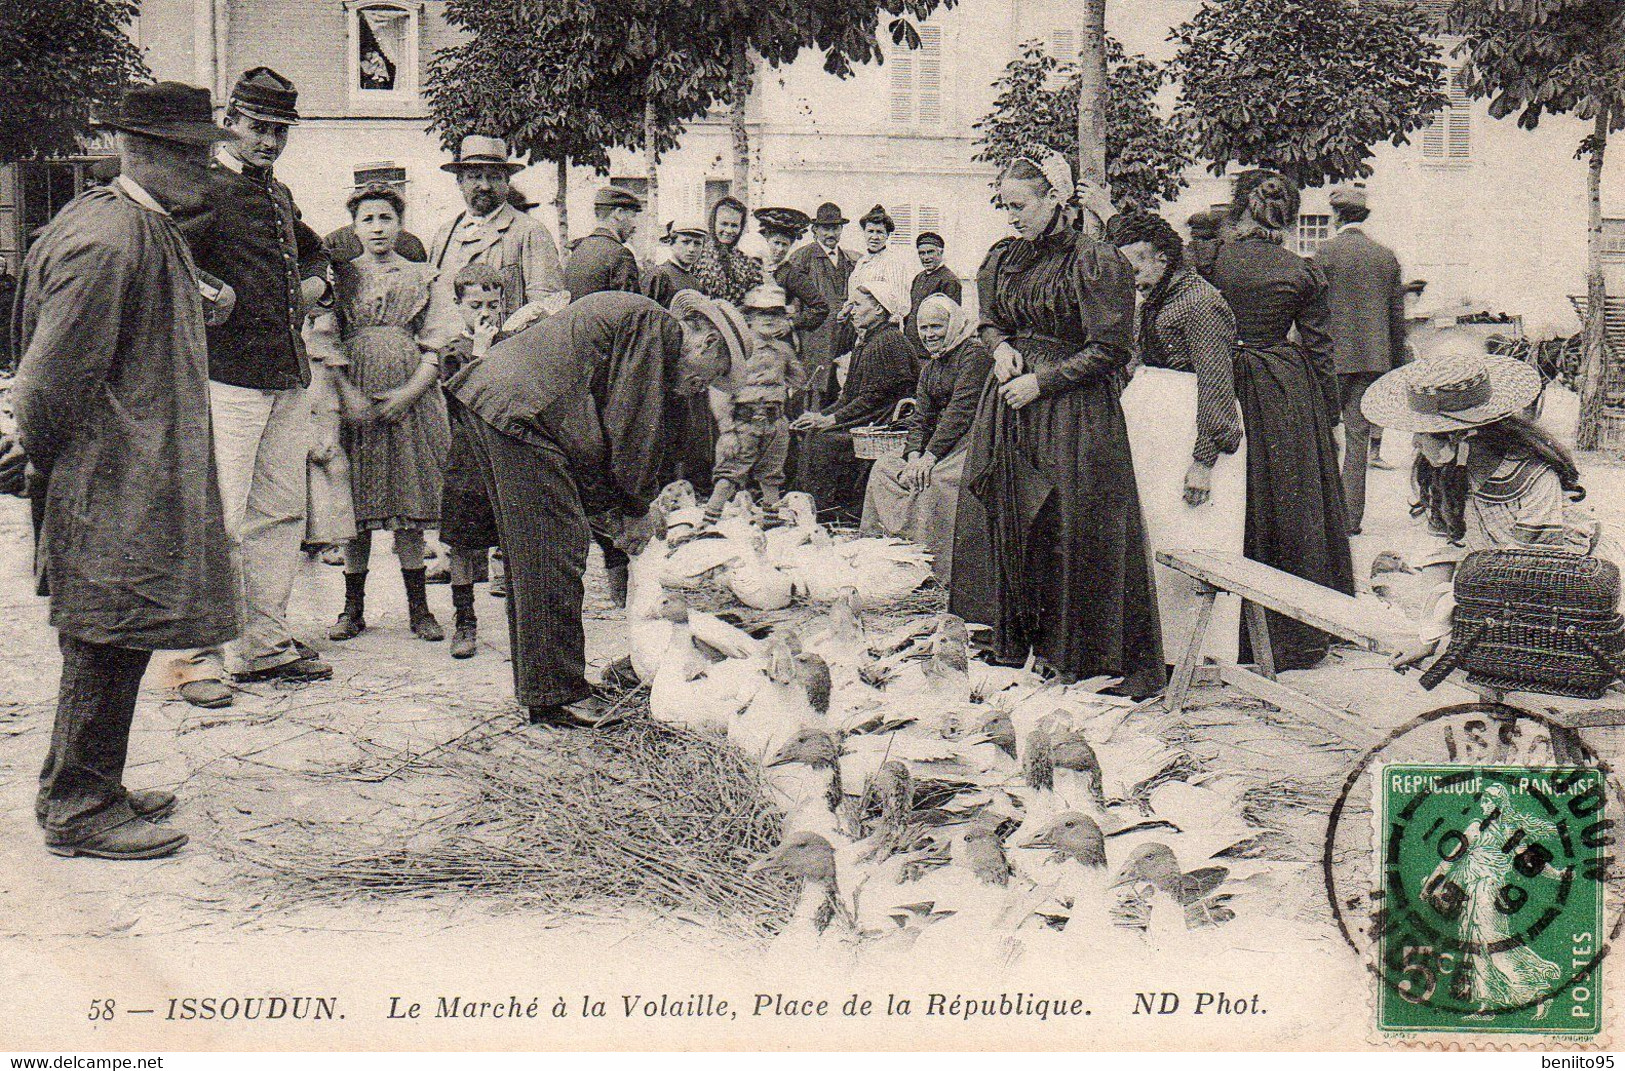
120,0,1624,337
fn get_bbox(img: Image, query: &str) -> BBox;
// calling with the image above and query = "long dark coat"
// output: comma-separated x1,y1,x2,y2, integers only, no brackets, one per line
950,228,1164,697
12,184,235,651
1312,226,1408,376
781,241,855,393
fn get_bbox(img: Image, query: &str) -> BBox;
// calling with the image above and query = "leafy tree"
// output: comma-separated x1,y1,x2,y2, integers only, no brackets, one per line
1169,0,1448,188
0,0,148,162
1446,0,1625,449
974,40,1192,211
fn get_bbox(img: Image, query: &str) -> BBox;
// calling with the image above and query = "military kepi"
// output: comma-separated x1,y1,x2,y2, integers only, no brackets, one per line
595,186,643,210
93,82,234,146
229,67,300,125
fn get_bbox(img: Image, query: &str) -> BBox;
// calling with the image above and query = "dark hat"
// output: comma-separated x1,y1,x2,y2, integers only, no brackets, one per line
859,204,895,232
229,67,300,125
754,206,811,239
441,135,524,174
88,156,122,184
812,202,848,227
595,186,643,210
915,230,945,248
93,82,234,146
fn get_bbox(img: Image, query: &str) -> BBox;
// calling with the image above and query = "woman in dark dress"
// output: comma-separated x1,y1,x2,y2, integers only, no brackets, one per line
1208,169,1354,670
950,152,1164,697
790,278,918,524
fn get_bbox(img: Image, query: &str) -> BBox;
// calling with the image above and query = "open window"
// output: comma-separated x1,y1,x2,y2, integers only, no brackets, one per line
345,1,421,108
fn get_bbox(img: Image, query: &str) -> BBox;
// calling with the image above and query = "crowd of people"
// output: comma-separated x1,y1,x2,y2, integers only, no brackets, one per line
8,69,1603,862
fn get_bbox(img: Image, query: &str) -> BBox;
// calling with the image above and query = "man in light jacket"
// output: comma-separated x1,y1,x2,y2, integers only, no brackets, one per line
1314,184,1407,535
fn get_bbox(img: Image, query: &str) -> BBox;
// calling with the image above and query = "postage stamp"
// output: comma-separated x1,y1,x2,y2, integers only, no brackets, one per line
1374,763,1606,1036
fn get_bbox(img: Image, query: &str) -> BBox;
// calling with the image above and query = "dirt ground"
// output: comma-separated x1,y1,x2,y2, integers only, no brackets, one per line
2,387,1621,1049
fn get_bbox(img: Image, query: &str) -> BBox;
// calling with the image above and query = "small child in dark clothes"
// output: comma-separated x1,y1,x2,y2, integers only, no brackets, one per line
706,285,805,519
436,263,507,659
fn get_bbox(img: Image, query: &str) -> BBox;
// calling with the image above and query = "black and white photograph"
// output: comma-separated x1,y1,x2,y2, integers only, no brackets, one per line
1,0,1623,1056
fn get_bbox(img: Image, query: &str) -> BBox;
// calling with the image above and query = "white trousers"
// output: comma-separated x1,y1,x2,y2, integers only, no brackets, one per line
172,382,309,682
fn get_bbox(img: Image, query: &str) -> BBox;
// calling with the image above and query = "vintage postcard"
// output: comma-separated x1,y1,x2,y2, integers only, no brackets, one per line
2,0,1623,1055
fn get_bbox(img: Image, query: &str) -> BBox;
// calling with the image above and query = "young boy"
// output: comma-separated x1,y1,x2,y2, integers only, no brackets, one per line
437,263,507,659
706,285,805,520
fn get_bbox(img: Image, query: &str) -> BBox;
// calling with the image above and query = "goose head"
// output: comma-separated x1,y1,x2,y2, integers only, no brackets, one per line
1027,811,1107,868
656,479,698,513
959,824,1013,886
926,615,970,678
722,489,757,521
969,710,1018,760
779,491,818,528
768,727,842,770
797,653,833,717
1114,842,1183,892
828,588,865,637
1049,727,1107,806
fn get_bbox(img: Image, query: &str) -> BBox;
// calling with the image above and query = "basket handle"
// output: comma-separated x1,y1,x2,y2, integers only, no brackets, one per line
1572,628,1625,685
1419,619,1490,691
888,397,918,426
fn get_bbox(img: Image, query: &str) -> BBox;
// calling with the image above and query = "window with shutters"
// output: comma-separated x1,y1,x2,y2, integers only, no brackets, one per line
345,1,421,107
889,24,944,130
1296,213,1332,257
1421,68,1472,162
887,204,943,247
1604,219,1625,263
1049,29,1078,63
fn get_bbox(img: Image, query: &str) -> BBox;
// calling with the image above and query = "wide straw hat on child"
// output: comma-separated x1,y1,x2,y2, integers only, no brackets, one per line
1362,345,1542,434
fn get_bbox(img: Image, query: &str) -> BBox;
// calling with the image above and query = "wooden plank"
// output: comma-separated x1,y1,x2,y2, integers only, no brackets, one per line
1166,589,1218,715
1467,683,1625,729
1242,599,1276,680
1218,664,1381,749
1158,549,1413,654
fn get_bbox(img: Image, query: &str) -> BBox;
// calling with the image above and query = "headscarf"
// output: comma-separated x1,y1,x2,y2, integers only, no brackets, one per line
855,277,907,325
1012,146,1075,206
692,196,762,305
915,292,977,357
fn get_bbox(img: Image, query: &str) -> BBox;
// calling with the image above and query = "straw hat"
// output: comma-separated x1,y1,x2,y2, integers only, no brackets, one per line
1362,346,1542,434
440,135,524,174
669,290,752,372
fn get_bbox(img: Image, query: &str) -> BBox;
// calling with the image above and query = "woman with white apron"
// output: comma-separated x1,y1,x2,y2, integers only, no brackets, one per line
1111,212,1248,663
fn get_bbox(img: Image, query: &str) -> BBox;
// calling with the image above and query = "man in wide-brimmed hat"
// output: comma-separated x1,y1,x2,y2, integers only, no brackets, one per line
446,290,735,727
644,214,708,308
427,135,566,337
425,135,568,601
168,67,334,707
1314,182,1409,534
11,82,239,858
563,185,643,301
779,201,854,408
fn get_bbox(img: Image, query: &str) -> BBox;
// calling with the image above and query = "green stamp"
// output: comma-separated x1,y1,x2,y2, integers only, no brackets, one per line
1376,764,1606,1035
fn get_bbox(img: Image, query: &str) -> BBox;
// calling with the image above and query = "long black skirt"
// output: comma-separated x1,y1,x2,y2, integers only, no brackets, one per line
1234,340,1355,669
950,375,1165,697
794,428,871,525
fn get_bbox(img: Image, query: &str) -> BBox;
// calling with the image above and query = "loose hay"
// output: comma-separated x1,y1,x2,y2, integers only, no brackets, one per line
236,696,796,938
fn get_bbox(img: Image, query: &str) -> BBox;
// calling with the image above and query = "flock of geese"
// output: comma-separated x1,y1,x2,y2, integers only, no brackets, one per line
625,483,1303,965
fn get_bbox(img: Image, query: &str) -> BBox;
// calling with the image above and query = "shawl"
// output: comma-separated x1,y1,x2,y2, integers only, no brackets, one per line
916,292,978,357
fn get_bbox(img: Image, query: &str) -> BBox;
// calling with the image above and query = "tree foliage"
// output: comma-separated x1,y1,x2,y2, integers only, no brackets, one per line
974,40,1192,211
0,0,148,162
1445,0,1625,138
1169,0,1447,188
1445,0,1625,450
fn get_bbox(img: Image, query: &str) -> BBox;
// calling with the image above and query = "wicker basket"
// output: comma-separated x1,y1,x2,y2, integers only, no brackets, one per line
851,398,918,461
1420,547,1625,698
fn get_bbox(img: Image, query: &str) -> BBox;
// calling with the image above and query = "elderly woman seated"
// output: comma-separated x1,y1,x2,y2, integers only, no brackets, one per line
860,293,992,582
789,278,918,524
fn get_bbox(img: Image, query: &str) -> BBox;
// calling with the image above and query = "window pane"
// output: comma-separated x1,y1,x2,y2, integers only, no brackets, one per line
358,7,407,91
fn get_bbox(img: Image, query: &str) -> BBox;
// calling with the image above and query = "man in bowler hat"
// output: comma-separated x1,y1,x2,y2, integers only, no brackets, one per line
779,202,854,408
564,185,643,301
12,83,238,857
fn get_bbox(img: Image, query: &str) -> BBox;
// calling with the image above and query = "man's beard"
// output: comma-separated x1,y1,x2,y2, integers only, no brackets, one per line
468,191,500,216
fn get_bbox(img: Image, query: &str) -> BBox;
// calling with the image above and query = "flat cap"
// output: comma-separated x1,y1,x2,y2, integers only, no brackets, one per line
595,186,644,210
1328,184,1368,211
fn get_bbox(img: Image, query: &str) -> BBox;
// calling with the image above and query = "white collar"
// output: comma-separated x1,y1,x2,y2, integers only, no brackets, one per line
459,203,509,230
214,144,245,174
1336,221,1364,235
115,175,169,216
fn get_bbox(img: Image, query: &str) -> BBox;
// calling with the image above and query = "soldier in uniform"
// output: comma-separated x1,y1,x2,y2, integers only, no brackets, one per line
563,186,643,301
170,68,333,708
